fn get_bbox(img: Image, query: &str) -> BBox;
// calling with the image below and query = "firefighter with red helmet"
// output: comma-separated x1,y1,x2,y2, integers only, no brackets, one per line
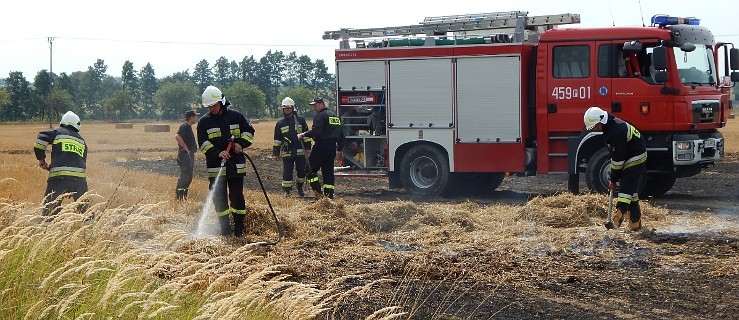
584,106,647,230
197,85,255,236
273,97,312,197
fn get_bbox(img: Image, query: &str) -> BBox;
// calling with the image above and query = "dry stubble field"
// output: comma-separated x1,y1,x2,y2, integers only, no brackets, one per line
0,119,737,319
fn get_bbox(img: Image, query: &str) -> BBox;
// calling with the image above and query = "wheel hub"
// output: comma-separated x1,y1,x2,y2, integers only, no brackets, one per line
409,156,438,189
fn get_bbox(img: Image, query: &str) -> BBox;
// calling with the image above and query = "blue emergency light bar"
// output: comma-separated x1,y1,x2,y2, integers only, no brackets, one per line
651,15,700,27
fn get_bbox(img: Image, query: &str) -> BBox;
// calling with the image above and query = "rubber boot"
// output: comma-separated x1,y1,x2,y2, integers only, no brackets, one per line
218,215,231,236
614,203,627,229
307,173,322,195
324,188,334,199
233,213,245,237
628,202,642,231
175,189,184,201
296,182,305,197
282,187,291,197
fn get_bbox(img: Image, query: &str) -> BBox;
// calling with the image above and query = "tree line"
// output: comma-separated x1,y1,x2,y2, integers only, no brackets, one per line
0,51,334,122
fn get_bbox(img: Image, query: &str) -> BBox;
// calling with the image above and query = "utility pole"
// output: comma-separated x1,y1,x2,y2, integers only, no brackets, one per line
48,37,54,128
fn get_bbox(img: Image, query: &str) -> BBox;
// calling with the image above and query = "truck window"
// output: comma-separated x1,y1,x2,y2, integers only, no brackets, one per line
553,45,590,79
598,43,660,84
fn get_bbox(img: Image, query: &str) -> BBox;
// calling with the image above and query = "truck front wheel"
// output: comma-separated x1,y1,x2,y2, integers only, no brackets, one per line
399,145,452,197
643,172,676,197
585,148,611,194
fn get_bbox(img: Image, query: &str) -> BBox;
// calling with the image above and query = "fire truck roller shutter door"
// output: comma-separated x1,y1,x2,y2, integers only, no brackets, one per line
338,61,386,90
388,59,453,128
456,55,522,143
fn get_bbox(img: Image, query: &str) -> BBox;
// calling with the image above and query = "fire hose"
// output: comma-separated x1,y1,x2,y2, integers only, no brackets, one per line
221,135,282,246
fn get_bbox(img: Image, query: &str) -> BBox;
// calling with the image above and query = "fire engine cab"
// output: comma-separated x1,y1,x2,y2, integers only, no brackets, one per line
324,11,739,196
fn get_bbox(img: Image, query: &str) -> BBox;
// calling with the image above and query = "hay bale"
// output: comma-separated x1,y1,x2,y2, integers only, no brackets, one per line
115,123,134,129
144,124,170,132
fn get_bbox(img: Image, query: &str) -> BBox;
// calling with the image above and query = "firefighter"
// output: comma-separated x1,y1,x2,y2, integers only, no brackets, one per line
175,110,198,200
197,85,255,237
273,97,312,197
34,111,88,216
297,97,345,199
584,106,647,230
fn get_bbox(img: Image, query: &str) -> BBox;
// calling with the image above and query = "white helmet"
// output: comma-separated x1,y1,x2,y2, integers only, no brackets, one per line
281,97,295,108
583,106,608,130
60,111,81,131
202,85,225,107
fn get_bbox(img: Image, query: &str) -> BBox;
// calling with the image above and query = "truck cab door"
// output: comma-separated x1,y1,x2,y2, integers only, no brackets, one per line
546,43,596,134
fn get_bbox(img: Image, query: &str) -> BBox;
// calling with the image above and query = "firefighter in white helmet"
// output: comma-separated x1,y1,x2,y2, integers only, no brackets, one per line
273,97,312,196
584,106,647,230
33,111,89,216
197,85,256,237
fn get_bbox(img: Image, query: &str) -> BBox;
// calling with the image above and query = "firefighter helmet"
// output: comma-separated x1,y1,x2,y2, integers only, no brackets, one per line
583,106,608,130
201,85,225,107
60,111,81,131
281,97,295,107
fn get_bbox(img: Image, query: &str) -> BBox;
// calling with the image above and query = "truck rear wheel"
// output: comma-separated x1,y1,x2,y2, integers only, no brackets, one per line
399,145,452,197
643,172,676,197
585,148,611,194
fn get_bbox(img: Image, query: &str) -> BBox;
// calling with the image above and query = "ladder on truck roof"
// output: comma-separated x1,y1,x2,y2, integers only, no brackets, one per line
323,11,580,49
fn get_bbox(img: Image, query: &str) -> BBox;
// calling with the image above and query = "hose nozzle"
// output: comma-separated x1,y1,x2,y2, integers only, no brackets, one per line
220,135,236,167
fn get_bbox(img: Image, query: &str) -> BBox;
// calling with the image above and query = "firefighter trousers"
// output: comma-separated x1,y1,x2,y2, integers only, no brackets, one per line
176,151,195,199
208,176,246,236
616,163,646,223
307,142,336,198
282,156,306,191
42,178,89,216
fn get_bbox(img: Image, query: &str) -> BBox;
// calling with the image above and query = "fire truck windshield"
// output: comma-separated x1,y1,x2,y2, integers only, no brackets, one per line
673,46,717,86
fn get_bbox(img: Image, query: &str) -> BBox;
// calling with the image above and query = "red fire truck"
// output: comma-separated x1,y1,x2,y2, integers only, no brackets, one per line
324,11,738,196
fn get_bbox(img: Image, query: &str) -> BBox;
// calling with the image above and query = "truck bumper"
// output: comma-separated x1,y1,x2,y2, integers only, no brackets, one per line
672,132,724,166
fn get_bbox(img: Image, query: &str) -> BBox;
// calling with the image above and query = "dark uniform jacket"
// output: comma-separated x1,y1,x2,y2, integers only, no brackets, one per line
304,108,345,152
34,125,87,180
603,115,647,182
273,113,312,158
197,105,255,178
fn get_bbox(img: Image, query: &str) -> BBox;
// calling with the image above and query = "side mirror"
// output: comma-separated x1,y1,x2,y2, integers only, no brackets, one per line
731,48,739,70
654,71,669,84
623,41,643,53
680,42,696,53
731,71,739,83
653,46,668,70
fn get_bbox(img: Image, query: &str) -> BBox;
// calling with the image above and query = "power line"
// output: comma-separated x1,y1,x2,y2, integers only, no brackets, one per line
0,37,47,43
56,36,335,47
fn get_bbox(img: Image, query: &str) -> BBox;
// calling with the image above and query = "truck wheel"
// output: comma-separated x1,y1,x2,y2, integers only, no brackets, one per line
453,172,505,196
484,173,506,191
399,145,452,197
585,148,611,194
643,172,676,197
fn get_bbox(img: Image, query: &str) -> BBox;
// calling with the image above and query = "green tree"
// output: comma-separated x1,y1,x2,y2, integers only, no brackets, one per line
32,70,53,120
213,56,231,88
161,70,191,84
154,81,198,120
105,89,134,120
3,71,31,121
229,60,240,86
239,55,258,83
296,55,314,87
139,63,158,119
192,59,213,93
0,88,9,106
225,81,266,118
122,60,138,92
47,89,75,121
278,86,314,117
256,50,286,117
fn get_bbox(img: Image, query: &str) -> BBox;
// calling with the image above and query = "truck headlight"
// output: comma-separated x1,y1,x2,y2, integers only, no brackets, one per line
675,141,693,151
